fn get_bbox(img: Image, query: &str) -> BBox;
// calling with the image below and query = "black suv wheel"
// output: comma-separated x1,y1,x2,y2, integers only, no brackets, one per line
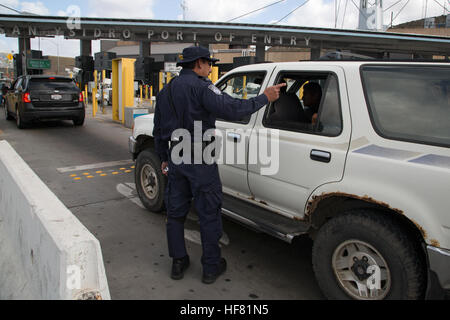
16,107,28,129
4,102,13,120
73,116,85,126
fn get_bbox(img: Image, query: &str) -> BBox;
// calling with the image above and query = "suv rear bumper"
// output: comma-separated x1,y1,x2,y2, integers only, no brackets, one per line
22,102,85,121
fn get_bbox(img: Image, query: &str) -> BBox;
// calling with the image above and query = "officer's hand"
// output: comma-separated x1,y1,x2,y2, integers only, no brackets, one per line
161,161,169,176
263,83,287,102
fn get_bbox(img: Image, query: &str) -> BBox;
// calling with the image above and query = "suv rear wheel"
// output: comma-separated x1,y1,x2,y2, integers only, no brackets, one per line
16,107,27,129
73,116,85,126
135,149,166,213
312,210,426,300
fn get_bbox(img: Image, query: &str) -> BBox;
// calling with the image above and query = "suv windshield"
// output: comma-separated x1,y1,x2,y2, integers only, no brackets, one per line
28,78,79,91
361,65,450,147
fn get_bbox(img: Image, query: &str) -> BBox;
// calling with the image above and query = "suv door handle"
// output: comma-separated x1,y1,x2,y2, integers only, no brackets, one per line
310,149,331,163
227,132,241,143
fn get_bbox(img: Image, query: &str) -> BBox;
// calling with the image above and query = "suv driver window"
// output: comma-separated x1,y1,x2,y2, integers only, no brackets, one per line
264,73,342,137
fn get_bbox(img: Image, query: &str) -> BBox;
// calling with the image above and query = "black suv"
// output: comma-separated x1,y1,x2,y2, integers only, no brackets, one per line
4,75,85,128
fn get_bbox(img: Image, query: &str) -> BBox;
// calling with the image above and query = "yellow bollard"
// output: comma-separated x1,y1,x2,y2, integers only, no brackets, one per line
145,85,149,101
159,72,164,91
243,75,247,100
150,86,153,106
166,72,172,84
211,66,219,83
102,70,106,114
84,85,88,105
93,70,98,117
139,85,143,103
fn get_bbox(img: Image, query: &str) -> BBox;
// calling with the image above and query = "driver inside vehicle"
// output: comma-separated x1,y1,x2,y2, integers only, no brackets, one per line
302,82,322,125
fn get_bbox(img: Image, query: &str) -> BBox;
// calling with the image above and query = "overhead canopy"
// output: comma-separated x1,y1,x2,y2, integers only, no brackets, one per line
1,13,449,56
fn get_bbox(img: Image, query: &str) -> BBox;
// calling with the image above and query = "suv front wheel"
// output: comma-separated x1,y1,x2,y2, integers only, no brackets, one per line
312,209,426,300
135,149,166,213
4,102,12,120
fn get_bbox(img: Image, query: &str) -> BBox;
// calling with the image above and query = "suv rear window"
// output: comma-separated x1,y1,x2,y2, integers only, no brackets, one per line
361,65,450,147
28,78,79,91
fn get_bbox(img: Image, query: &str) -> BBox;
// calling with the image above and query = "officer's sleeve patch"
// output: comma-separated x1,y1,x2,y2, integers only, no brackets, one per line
208,84,222,96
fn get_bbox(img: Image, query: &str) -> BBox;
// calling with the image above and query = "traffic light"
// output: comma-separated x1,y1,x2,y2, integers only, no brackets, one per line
94,52,116,71
75,56,94,72
134,57,154,82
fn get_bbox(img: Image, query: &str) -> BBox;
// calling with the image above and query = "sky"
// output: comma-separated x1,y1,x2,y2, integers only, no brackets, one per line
0,0,448,58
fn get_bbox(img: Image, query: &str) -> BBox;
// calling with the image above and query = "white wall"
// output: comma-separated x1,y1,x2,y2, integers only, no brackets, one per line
0,140,110,300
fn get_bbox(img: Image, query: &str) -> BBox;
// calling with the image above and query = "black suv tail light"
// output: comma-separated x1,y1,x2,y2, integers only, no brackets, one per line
22,92,31,103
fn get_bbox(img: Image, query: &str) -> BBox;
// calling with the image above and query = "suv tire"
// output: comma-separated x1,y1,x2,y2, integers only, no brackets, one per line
16,107,27,129
135,149,166,213
312,210,426,300
73,116,85,126
4,102,12,120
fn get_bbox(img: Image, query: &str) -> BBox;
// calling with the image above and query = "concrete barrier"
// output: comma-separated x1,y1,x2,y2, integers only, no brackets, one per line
0,140,110,300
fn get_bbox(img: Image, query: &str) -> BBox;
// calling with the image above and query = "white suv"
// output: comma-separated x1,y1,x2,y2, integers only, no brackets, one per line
129,61,450,300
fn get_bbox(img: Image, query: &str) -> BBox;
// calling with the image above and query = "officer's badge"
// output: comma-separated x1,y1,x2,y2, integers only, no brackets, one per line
208,84,222,95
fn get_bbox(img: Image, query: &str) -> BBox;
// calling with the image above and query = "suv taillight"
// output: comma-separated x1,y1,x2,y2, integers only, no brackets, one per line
79,92,83,102
22,92,31,103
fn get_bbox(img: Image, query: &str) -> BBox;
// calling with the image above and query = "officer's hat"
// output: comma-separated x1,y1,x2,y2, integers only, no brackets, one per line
176,46,220,66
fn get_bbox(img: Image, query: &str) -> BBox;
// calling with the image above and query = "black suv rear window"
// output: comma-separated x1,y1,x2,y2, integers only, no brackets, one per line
361,65,450,147
28,78,79,91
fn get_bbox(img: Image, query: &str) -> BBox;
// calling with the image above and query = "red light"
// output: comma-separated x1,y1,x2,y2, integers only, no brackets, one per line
49,77,56,80
22,93,31,103
79,92,83,102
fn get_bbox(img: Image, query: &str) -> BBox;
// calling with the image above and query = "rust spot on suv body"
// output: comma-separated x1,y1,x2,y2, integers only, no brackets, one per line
306,192,403,216
430,239,440,247
306,192,430,242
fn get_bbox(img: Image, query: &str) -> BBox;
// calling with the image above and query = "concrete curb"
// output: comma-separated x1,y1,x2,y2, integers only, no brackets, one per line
0,140,110,300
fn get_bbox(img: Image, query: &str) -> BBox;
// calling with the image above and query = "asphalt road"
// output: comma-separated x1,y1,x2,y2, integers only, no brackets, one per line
0,104,324,300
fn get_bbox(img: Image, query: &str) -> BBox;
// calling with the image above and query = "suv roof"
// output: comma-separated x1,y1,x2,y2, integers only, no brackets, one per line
228,60,450,73
24,75,73,80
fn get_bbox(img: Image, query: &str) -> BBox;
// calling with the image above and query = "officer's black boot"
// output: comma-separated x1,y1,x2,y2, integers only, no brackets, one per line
171,255,190,280
202,258,227,284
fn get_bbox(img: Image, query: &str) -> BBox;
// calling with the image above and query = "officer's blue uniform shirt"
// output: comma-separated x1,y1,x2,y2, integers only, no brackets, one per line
153,68,269,162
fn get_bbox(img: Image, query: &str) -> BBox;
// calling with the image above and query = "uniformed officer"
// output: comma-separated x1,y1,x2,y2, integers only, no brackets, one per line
153,46,285,284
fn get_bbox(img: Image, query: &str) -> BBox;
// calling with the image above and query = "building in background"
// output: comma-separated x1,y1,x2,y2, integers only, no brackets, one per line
387,14,450,59
388,14,450,37
41,55,75,76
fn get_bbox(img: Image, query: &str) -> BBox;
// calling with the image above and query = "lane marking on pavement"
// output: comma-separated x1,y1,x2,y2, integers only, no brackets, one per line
114,182,230,246
116,183,145,209
57,159,134,173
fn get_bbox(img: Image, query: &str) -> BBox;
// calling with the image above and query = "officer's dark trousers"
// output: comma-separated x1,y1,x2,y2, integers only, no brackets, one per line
165,159,223,274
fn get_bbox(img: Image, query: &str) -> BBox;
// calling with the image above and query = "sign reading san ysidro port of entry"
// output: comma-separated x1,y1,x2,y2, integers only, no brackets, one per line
0,13,450,56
